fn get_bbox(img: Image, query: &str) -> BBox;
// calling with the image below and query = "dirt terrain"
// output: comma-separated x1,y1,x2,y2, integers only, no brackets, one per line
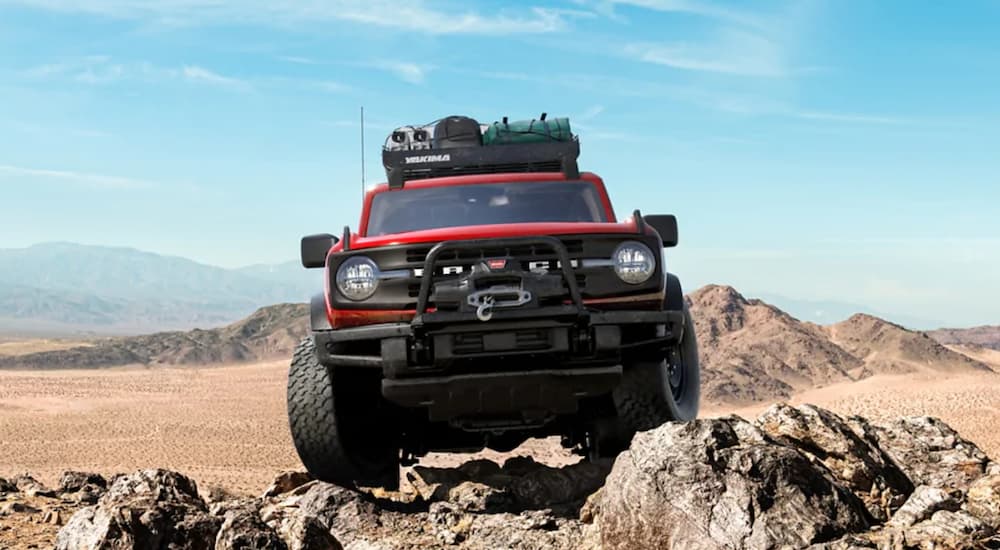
2,360,998,500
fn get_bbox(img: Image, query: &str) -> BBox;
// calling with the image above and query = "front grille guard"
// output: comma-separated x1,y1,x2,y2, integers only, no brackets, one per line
412,236,586,323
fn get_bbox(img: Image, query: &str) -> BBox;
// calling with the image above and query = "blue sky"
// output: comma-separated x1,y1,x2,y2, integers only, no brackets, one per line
0,0,998,327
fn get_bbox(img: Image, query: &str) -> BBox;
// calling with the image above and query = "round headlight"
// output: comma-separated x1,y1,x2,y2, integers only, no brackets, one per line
613,241,656,284
336,256,380,301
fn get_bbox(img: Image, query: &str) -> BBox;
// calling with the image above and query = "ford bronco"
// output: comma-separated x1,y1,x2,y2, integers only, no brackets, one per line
288,115,700,488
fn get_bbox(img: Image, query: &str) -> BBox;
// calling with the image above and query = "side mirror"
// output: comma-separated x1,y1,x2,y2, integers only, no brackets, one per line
644,215,678,247
301,234,339,268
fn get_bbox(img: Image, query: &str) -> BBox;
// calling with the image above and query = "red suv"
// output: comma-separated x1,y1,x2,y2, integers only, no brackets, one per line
288,116,700,489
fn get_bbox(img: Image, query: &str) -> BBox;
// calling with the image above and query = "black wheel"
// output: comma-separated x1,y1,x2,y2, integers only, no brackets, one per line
612,303,700,432
287,337,400,489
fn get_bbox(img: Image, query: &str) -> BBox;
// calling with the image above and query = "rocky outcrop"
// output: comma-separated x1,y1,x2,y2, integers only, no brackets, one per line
595,417,870,549
12,473,57,498
0,476,16,494
57,471,108,505
967,474,1000,529
857,415,995,492
54,469,221,550
755,404,913,521
16,405,994,549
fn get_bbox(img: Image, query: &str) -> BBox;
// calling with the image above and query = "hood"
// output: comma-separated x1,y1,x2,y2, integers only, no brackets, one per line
343,221,644,251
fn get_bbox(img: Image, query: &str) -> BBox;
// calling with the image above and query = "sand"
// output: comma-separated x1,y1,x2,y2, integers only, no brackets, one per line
1,362,998,497
0,362,298,495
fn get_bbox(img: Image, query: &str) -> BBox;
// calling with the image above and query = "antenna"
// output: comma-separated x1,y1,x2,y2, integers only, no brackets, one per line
361,105,367,200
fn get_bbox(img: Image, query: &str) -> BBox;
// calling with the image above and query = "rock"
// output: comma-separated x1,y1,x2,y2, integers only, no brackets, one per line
888,485,961,528
426,501,471,545
756,403,914,521
807,533,882,549
57,471,107,494
205,484,240,505
1,501,40,515
578,489,601,524
425,501,590,549
445,480,514,513
406,467,471,503
505,458,610,511
966,474,1000,528
596,416,870,550
43,508,63,525
12,473,56,498
55,469,221,550
264,471,313,498
903,510,995,548
215,501,288,550
30,406,999,549
276,514,343,550
854,415,992,492
407,457,609,513
0,477,15,494
57,471,107,505
458,509,596,550
273,482,380,548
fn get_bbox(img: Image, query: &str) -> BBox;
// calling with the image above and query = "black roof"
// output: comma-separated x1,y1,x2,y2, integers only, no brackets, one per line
381,140,580,189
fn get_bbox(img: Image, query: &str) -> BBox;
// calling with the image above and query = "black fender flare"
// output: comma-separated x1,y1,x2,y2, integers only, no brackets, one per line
665,273,685,312
310,293,332,332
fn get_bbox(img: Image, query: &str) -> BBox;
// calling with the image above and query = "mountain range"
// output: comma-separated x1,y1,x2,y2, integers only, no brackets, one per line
0,242,976,336
2,282,994,407
687,285,994,404
0,243,318,335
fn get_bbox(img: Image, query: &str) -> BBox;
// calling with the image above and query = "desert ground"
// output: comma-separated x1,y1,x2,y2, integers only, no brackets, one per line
2,358,999,497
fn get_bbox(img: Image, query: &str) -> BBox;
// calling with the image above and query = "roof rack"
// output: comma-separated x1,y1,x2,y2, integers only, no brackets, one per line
381,139,581,190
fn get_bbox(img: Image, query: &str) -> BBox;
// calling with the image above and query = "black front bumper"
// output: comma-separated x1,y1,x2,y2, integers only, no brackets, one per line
312,308,683,422
314,309,684,370
313,235,682,422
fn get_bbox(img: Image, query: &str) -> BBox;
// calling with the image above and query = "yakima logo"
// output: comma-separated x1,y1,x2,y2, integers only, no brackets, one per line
404,154,451,164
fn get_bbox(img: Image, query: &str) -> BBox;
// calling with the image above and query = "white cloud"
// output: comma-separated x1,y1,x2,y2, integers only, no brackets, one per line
371,61,431,84
625,29,787,77
180,65,248,89
24,57,248,90
578,105,605,120
4,1,570,35
0,164,157,189
595,0,769,29
276,55,319,65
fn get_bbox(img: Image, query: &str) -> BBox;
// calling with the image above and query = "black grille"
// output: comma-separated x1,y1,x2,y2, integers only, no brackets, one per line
326,234,664,310
405,240,583,264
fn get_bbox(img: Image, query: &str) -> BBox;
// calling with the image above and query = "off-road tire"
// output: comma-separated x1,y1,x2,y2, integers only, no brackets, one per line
612,303,700,432
287,337,400,489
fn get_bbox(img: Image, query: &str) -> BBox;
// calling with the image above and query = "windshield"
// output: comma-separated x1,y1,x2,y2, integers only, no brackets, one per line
366,181,607,236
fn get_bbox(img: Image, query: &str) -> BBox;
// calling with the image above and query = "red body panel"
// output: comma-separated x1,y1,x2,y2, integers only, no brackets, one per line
324,171,641,328
349,221,641,250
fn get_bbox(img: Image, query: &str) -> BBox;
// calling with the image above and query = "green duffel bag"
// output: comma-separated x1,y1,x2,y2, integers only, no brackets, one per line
482,116,572,145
